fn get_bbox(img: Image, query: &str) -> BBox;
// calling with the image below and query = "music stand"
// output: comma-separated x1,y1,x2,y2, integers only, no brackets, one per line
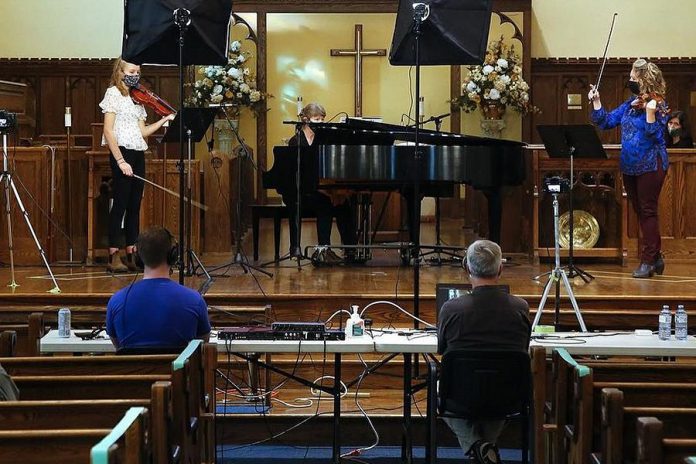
161,107,217,283
389,0,492,333
122,0,231,284
536,124,607,283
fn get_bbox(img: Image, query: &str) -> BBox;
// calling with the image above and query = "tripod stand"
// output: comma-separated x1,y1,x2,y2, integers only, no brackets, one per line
1,133,61,293
208,105,272,278
532,191,587,332
536,124,607,283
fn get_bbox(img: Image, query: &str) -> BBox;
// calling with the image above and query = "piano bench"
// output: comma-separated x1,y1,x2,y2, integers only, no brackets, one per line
252,204,288,262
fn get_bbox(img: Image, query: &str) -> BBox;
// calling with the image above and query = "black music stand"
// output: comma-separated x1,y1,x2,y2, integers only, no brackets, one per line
389,0,492,336
122,0,231,284
161,108,217,283
536,124,607,283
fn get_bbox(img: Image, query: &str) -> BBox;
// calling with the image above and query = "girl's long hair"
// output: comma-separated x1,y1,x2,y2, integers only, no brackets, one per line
109,57,130,96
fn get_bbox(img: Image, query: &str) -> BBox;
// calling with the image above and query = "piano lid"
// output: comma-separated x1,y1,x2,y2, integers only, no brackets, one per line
310,117,526,148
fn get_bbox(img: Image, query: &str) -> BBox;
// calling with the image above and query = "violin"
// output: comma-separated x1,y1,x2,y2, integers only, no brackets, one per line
129,83,177,117
630,92,669,113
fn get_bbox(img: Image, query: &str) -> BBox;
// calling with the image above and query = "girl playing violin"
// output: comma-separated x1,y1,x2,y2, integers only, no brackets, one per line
99,57,175,273
589,58,669,278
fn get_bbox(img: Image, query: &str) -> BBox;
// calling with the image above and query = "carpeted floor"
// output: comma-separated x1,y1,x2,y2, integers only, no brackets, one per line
216,445,523,463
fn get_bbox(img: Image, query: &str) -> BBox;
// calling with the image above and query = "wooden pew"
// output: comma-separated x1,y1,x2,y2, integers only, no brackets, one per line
594,388,696,464
637,417,696,464
532,347,696,464
0,312,45,356
90,407,150,464
0,429,111,464
0,330,15,357
1,354,177,376
548,350,696,464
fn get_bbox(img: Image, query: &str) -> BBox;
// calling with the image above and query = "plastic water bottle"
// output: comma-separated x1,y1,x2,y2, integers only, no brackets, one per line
658,305,672,341
675,304,688,341
58,308,71,338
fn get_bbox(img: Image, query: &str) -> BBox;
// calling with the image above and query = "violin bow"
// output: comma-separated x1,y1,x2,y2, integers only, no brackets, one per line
594,13,618,93
133,174,209,211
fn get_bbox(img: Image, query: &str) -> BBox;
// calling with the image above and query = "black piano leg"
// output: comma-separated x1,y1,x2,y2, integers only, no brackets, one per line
482,188,502,245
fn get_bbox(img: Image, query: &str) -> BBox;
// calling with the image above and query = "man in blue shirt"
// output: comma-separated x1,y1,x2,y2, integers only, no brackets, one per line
106,227,211,351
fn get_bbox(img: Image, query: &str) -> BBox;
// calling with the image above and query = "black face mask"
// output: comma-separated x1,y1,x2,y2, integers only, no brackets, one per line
627,80,641,95
123,74,140,88
669,127,682,138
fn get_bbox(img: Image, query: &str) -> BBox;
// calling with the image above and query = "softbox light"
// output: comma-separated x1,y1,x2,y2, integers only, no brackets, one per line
389,0,493,66
122,0,232,65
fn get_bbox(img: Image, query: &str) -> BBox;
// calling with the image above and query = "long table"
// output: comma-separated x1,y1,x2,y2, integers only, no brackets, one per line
40,329,696,356
40,329,696,463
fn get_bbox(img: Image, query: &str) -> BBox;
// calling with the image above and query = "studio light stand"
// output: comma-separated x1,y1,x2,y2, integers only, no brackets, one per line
531,189,587,332
390,0,493,330
0,121,61,293
122,0,231,285
207,105,272,278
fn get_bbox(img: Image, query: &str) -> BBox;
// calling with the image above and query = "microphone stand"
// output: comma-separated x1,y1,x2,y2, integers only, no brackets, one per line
207,105,272,278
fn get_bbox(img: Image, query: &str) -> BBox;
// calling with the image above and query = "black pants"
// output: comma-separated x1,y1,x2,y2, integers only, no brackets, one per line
109,147,145,248
282,190,357,252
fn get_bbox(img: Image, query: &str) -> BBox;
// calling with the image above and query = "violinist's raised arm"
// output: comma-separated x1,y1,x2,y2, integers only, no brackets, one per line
589,58,670,279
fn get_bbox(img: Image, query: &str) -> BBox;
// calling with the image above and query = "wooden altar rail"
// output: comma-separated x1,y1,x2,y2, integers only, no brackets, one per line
531,145,696,263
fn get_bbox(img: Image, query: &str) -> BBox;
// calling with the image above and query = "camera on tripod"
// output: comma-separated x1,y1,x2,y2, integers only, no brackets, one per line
543,175,571,194
0,110,18,134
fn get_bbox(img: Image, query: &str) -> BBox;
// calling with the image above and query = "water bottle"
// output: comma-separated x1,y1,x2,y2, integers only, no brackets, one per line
658,305,672,341
58,308,71,338
675,304,688,341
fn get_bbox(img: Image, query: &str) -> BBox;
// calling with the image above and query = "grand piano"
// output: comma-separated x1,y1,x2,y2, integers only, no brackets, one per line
263,118,526,248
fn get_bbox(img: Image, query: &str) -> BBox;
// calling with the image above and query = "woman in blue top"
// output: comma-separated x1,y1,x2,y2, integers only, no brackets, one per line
589,59,669,278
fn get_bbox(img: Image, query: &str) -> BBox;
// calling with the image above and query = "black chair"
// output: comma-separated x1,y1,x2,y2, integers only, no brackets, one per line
427,349,531,464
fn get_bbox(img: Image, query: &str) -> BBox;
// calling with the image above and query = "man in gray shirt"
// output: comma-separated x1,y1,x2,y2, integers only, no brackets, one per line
437,240,530,463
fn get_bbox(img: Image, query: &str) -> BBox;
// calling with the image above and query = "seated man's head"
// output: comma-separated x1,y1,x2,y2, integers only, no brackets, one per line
136,227,177,270
465,239,502,283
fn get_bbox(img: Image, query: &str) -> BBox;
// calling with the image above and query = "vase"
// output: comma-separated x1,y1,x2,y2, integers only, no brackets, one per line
481,101,506,120
479,102,506,138
214,117,239,156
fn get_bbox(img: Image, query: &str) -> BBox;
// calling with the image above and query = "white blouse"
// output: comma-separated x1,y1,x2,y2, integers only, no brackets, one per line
99,86,148,151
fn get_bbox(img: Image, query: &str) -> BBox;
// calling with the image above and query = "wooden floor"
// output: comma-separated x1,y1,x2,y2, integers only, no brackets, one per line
1,219,695,311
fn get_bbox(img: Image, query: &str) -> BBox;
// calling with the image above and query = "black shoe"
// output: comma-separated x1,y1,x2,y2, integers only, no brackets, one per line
324,249,343,265
632,262,655,279
469,440,501,464
654,253,665,275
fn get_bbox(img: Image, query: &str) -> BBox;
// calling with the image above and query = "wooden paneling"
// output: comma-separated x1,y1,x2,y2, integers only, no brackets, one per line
0,147,50,265
532,146,696,262
530,57,696,145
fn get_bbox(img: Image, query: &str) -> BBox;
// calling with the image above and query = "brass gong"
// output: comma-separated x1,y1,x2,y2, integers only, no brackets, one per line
558,210,600,249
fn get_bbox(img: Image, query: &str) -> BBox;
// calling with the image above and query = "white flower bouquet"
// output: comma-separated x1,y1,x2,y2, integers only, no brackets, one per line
453,36,539,116
187,40,270,117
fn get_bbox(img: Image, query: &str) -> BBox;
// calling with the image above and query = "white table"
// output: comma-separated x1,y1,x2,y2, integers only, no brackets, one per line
41,329,696,357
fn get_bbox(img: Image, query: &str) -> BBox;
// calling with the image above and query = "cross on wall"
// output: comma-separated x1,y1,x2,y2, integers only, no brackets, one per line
330,24,386,117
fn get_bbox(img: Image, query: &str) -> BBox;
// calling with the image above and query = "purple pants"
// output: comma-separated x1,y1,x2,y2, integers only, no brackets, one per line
623,159,666,264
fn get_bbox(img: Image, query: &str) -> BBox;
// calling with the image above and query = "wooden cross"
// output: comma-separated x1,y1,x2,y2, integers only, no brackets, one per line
330,24,386,117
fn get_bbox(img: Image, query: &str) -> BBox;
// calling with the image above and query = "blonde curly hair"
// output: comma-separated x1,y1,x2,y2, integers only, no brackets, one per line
632,58,666,96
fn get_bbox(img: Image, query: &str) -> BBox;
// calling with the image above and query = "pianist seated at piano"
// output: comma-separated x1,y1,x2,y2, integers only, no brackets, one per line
282,103,358,265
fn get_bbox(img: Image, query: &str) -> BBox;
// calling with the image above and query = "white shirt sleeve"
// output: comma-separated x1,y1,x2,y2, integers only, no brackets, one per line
99,87,122,114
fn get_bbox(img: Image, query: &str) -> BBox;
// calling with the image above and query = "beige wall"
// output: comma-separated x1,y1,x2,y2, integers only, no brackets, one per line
4,1,696,59
532,0,696,58
0,0,122,58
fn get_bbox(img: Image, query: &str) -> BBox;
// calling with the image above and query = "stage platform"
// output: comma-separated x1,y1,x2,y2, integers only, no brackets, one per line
0,219,695,331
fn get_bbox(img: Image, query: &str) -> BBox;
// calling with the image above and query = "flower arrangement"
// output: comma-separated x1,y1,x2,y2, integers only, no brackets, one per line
453,36,538,117
187,40,269,117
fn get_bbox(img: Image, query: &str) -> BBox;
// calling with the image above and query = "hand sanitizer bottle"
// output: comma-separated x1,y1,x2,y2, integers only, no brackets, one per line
345,305,365,338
